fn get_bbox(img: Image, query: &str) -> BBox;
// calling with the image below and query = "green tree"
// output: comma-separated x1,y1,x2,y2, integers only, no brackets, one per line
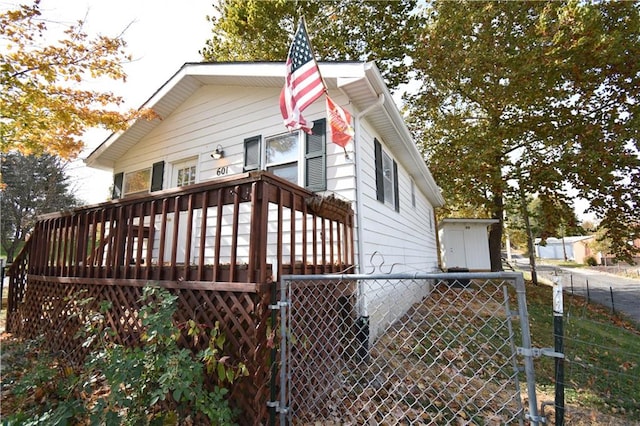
202,0,640,267
1,152,80,262
530,196,584,242
200,0,419,89
1,0,155,159
409,1,640,268
589,226,613,262
504,195,583,254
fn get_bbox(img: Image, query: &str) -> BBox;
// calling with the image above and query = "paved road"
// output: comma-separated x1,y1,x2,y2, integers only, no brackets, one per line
512,259,640,324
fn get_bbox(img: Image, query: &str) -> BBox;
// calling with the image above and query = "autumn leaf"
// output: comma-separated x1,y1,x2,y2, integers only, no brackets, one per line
0,1,158,159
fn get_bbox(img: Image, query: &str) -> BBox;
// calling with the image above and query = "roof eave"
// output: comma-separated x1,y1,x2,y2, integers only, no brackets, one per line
83,61,446,208
363,64,445,207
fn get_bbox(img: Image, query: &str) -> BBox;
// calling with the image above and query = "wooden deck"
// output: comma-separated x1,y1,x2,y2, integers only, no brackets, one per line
4,171,355,424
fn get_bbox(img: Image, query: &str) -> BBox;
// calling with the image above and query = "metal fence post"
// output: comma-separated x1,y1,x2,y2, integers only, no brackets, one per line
279,278,289,425
515,273,541,425
609,286,615,315
553,276,565,425
268,278,278,425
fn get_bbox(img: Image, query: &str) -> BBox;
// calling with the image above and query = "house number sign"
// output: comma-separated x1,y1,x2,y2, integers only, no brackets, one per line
216,166,229,176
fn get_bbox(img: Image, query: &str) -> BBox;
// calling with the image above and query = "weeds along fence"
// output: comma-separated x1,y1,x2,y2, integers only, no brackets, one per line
5,277,274,425
536,268,640,420
594,264,640,278
274,272,544,425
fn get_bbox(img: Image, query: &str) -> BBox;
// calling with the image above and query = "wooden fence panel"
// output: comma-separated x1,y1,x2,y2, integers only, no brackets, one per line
8,276,273,425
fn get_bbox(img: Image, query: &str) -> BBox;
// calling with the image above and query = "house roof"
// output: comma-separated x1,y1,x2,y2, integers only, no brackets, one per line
437,218,499,230
84,61,444,207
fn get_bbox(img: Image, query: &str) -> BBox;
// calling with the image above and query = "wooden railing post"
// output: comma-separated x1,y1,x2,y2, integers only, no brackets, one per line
248,181,270,283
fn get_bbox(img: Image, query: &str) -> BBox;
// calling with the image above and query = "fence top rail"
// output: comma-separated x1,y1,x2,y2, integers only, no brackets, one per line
280,271,525,283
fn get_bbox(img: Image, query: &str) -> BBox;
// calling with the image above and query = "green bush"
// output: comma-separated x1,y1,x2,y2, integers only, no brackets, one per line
585,256,598,266
2,285,245,425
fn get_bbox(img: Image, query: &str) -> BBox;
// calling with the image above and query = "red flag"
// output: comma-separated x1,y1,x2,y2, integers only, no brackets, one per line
326,95,354,148
279,17,325,134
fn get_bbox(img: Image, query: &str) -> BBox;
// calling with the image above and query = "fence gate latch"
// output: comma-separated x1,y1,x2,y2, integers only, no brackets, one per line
269,300,289,310
517,347,564,359
266,400,289,414
526,413,547,424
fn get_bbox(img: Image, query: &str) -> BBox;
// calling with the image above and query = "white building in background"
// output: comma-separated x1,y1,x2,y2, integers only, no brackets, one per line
438,218,498,272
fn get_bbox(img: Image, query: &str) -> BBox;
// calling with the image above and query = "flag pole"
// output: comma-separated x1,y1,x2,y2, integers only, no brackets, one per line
299,16,329,95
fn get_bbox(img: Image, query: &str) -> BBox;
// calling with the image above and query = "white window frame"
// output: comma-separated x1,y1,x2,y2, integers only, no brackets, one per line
264,130,303,185
172,157,198,188
123,168,151,196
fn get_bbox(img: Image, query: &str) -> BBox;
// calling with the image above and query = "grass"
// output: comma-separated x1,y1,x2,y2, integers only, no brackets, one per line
537,258,587,268
523,280,640,419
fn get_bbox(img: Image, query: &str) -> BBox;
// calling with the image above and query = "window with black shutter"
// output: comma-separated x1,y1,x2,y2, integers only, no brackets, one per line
305,118,326,191
244,136,261,172
242,118,327,190
374,138,399,211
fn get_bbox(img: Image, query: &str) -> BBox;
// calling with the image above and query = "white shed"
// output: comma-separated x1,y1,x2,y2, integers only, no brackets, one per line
438,218,498,272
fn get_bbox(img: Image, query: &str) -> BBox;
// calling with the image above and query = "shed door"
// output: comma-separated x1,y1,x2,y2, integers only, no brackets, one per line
447,229,467,268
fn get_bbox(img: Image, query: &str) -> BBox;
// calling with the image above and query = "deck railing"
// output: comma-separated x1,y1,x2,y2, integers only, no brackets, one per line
5,171,354,424
6,171,354,326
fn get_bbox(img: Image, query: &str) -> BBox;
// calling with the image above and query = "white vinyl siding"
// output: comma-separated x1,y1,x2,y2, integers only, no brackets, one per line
108,82,439,339
356,122,439,340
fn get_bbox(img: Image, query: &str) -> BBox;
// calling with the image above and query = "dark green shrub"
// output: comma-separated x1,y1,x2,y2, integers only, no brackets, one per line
2,285,244,425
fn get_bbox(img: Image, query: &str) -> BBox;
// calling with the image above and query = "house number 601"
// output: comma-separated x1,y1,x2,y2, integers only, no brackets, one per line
216,167,228,176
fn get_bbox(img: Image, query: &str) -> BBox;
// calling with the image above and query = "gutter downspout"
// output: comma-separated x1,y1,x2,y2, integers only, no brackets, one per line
351,92,384,358
354,94,385,275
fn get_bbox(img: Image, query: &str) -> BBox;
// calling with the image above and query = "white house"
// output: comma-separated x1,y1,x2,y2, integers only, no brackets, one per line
534,236,596,263
438,218,498,272
85,61,445,337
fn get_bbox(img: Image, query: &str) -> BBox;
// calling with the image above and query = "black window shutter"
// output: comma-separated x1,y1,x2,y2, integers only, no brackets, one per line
393,160,400,212
151,161,165,192
244,136,261,172
305,118,326,191
112,172,124,199
374,138,384,202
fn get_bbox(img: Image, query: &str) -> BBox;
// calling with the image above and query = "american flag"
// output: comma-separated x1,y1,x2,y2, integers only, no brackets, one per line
280,17,325,133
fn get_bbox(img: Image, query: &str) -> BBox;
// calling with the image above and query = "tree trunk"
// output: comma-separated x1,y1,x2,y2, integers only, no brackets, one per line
489,194,504,272
489,222,503,272
521,190,538,285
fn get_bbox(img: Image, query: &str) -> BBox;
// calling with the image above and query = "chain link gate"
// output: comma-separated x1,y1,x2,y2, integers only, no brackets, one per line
271,272,541,425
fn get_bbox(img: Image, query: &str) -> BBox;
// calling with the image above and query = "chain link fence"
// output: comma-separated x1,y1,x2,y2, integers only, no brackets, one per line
274,272,540,425
533,267,640,420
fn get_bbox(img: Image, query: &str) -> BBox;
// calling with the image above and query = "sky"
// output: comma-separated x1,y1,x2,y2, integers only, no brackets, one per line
3,0,216,204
